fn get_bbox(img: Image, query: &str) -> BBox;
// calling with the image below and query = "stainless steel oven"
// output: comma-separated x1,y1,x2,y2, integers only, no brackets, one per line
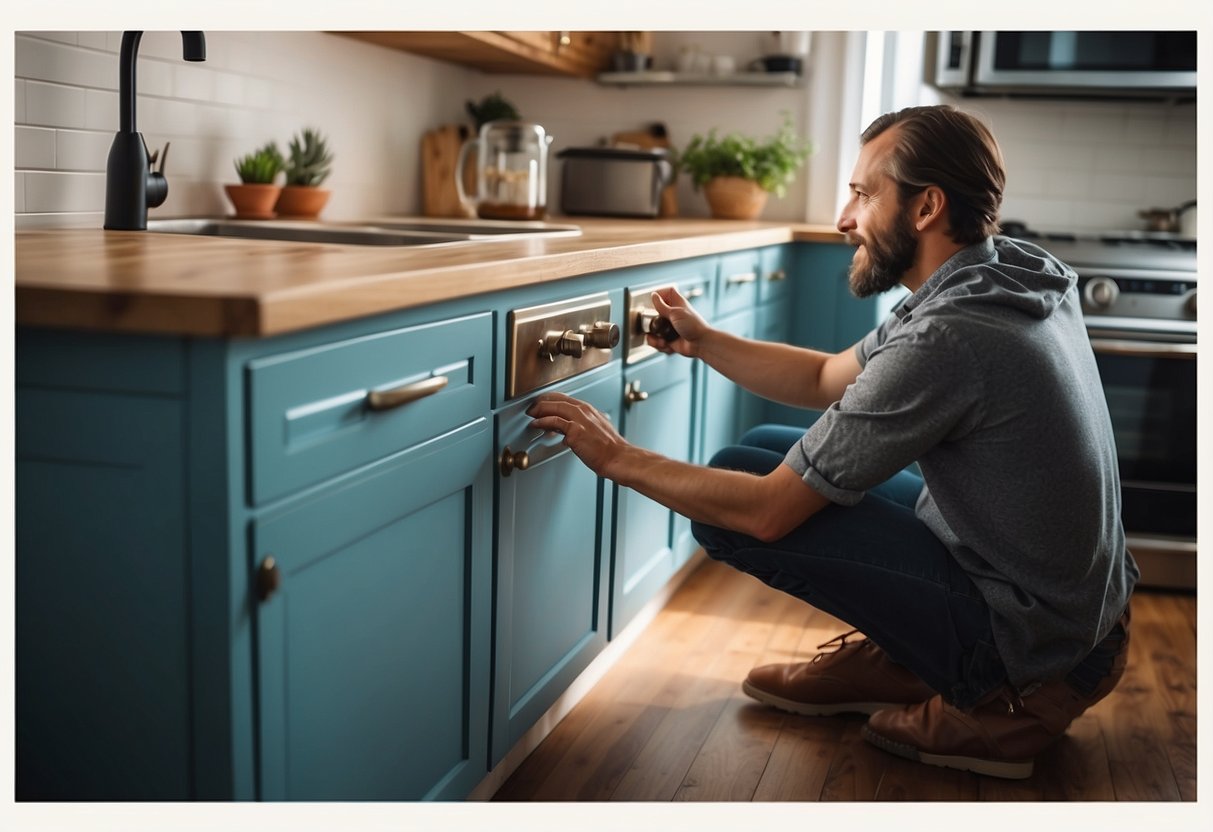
1062,238,1197,588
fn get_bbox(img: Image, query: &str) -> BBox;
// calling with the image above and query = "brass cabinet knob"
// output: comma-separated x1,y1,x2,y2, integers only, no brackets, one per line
581,320,620,349
256,555,282,602
540,329,585,360
500,446,531,477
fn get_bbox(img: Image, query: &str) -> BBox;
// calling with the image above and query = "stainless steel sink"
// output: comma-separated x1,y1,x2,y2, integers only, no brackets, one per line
146,217,582,246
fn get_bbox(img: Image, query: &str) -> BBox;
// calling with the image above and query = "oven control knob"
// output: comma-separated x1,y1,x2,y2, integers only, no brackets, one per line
1084,277,1119,310
1183,289,1196,317
540,330,585,360
581,320,621,349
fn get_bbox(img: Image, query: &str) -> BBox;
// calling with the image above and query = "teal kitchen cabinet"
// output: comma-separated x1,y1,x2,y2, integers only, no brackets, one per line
16,333,191,800
697,248,762,463
247,313,494,801
15,240,813,801
15,307,495,801
610,265,713,638
492,365,620,764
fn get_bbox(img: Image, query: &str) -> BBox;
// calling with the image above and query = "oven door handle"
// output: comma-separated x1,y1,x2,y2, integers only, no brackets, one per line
1090,338,1198,359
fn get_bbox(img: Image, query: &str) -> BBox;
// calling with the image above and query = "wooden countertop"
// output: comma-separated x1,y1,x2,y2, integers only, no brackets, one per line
15,216,846,337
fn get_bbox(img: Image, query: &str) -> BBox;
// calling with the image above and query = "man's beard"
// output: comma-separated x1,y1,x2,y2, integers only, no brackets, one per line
847,209,919,298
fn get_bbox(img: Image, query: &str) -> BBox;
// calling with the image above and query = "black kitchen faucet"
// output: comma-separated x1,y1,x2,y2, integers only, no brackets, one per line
104,31,206,230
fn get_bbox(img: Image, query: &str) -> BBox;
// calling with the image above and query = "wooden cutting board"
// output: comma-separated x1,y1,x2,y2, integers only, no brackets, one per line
611,123,678,217
421,124,475,218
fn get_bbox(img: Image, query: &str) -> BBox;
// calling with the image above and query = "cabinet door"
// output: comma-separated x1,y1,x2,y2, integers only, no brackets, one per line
253,419,493,801
613,354,694,637
16,388,190,800
698,309,756,463
493,368,619,764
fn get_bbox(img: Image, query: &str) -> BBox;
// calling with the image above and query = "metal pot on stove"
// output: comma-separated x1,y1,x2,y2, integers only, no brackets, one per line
1138,199,1196,234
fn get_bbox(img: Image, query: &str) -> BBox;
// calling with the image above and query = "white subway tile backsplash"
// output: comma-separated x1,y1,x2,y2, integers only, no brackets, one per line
1139,145,1197,177
1089,173,1150,202
1124,114,1167,144
55,129,112,172
1164,112,1197,146
83,87,119,131
24,32,79,46
25,80,86,129
1070,200,1142,231
1091,145,1144,174
15,126,57,168
172,62,216,103
1043,169,1092,199
77,32,109,50
1060,111,1126,144
212,71,246,108
16,36,116,91
15,172,26,212
24,170,106,213
15,79,27,122
135,59,175,98
1144,176,1197,208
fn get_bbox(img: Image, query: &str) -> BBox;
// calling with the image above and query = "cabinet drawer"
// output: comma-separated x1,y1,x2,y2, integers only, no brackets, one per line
715,250,761,318
247,312,492,505
758,245,793,305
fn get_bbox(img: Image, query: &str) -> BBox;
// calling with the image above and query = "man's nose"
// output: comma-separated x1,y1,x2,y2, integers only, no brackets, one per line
836,210,856,233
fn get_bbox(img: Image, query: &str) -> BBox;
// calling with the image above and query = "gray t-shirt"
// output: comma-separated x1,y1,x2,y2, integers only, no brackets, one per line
783,236,1138,689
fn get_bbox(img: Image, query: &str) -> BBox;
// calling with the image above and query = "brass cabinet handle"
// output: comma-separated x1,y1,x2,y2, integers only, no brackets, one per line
256,555,282,603
725,272,757,286
500,446,531,477
366,375,448,411
625,380,649,407
767,269,788,282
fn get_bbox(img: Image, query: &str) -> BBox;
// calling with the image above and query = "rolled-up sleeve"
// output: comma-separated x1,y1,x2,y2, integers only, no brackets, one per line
783,322,981,504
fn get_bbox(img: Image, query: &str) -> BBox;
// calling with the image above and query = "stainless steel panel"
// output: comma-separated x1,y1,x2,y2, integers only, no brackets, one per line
506,293,616,399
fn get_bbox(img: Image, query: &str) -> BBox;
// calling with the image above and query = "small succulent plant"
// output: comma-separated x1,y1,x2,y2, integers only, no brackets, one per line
233,142,285,184
284,128,334,187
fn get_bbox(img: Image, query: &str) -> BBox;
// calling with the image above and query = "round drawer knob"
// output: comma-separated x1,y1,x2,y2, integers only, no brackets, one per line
256,555,282,602
582,321,621,349
500,447,531,477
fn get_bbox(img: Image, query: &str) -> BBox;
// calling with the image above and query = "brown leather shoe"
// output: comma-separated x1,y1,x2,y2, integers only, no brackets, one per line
742,630,936,716
862,609,1131,779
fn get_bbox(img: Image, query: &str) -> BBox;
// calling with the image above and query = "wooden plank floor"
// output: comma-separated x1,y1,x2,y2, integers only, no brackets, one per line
494,558,1197,802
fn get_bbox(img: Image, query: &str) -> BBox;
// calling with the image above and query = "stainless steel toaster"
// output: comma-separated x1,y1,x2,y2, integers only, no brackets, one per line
557,147,675,218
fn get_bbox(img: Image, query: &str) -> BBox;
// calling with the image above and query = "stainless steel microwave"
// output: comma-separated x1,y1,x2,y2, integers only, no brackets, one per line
930,31,1196,97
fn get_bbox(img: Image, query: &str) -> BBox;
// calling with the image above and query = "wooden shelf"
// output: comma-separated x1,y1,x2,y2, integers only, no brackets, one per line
338,32,618,79
597,70,802,88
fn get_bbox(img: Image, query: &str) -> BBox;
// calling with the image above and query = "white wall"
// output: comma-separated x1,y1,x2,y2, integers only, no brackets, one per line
12,30,835,227
14,30,1196,234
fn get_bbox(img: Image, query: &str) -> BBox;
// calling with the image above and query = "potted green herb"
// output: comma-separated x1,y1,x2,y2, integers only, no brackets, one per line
677,113,812,220
226,142,285,219
275,128,334,219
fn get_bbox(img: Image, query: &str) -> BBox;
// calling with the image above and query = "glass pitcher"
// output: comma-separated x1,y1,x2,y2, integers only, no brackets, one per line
456,121,553,220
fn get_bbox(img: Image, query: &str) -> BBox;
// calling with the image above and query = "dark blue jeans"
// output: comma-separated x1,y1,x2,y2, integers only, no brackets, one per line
692,425,1007,709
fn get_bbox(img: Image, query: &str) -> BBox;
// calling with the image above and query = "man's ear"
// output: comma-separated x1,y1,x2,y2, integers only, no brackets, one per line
914,185,948,231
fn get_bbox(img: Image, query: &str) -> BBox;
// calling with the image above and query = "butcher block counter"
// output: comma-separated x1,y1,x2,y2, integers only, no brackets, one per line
14,217,845,337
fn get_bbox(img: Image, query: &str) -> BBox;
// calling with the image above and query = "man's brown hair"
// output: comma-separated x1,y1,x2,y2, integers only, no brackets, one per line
861,105,1006,245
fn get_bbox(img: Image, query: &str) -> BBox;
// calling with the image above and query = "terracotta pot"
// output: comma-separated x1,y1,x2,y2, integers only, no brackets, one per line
274,186,331,219
702,176,769,220
224,183,281,220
